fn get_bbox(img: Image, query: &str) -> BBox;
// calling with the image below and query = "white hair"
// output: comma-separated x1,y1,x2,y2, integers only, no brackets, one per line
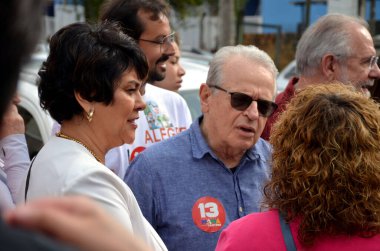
296,13,369,77
206,44,278,94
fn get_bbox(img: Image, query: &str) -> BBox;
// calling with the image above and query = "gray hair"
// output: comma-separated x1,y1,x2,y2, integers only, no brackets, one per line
206,45,278,93
296,13,369,76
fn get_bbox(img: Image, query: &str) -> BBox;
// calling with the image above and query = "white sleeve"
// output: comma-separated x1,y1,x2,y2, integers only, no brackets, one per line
64,169,134,230
64,169,167,251
166,91,192,128
178,95,193,127
0,134,30,204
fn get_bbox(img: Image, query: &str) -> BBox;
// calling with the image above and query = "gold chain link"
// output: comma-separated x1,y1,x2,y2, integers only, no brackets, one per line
56,131,101,163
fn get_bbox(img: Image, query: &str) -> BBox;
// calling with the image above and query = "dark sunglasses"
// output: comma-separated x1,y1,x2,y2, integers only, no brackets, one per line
208,85,278,117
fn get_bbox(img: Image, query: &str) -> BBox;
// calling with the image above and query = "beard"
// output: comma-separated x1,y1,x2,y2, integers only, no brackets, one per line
355,79,374,97
147,54,170,82
338,65,373,97
148,68,165,82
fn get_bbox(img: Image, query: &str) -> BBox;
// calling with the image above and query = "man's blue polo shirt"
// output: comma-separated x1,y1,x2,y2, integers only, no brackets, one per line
124,117,272,251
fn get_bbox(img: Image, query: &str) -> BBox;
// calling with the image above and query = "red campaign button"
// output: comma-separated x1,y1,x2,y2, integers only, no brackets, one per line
192,196,226,233
129,146,146,162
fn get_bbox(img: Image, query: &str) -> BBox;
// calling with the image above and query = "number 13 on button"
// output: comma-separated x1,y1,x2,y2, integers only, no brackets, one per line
192,196,226,233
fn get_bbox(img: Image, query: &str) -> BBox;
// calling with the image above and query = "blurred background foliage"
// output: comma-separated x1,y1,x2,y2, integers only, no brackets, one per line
84,0,222,21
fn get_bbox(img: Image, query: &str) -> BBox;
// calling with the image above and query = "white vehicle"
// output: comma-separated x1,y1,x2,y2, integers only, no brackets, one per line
178,55,209,121
17,45,53,157
19,54,45,84
18,79,54,157
181,50,212,67
19,43,48,84
276,60,296,94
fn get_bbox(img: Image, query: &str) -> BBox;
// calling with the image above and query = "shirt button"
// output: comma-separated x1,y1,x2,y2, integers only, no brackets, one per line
239,207,243,212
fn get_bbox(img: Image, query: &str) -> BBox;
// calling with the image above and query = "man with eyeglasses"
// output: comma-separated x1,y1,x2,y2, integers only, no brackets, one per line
100,0,192,178
125,45,278,250
261,13,380,140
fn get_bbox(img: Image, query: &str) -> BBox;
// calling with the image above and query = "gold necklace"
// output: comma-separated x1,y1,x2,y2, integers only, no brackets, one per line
56,131,102,163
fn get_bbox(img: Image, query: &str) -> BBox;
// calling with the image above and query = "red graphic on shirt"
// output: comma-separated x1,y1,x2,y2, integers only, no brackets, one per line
144,127,187,144
129,146,146,162
192,196,226,233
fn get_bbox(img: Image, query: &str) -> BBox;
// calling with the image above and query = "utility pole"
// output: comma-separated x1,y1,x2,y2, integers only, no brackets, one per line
370,0,376,35
358,0,366,18
305,0,311,29
291,1,327,36
218,0,235,47
199,12,206,49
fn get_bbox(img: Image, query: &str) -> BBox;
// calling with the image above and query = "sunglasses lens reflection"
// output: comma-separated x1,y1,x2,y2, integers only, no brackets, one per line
257,100,274,117
231,93,252,111
230,93,276,117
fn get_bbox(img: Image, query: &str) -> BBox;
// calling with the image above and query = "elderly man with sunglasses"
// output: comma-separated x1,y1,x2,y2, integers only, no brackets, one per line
261,13,380,140
125,45,278,251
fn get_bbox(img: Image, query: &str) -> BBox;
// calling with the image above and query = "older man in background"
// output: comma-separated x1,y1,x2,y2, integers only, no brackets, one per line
262,13,380,140
125,44,278,251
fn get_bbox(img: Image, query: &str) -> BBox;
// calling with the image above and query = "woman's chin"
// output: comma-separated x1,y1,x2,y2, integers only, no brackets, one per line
109,137,135,149
123,135,135,145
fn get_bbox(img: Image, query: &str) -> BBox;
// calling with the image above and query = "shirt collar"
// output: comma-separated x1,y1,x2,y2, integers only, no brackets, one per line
189,116,210,159
189,116,271,163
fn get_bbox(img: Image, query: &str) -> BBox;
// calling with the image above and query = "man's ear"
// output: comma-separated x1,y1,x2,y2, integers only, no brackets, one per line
321,54,339,81
199,83,212,114
74,92,92,114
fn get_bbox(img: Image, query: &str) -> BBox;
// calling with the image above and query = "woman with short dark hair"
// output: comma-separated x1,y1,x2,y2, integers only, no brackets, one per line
24,21,167,251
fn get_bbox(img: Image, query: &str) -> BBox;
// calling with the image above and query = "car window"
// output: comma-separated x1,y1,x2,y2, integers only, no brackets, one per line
17,106,44,158
22,58,44,75
284,66,296,79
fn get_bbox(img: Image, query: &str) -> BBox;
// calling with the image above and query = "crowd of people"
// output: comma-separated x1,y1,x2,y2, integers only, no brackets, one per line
1,0,380,250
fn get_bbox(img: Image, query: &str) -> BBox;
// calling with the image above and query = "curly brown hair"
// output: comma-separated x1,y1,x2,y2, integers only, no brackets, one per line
264,82,380,245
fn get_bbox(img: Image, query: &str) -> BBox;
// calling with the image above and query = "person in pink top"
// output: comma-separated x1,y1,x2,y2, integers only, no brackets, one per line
216,82,380,251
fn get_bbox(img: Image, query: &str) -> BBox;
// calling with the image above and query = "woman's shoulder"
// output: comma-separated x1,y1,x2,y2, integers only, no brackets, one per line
228,210,280,232
33,137,121,188
36,137,100,167
216,210,285,251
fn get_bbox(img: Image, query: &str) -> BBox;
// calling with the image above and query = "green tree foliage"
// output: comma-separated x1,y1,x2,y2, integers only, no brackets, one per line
83,0,104,22
82,0,232,21
83,0,216,21
235,0,247,43
169,0,218,18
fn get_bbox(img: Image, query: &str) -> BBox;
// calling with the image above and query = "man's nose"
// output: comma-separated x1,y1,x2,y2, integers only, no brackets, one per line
178,64,186,77
136,91,146,111
243,101,259,120
370,62,380,79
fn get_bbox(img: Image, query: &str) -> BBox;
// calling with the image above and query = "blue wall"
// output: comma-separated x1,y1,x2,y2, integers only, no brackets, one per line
257,0,380,33
261,0,326,33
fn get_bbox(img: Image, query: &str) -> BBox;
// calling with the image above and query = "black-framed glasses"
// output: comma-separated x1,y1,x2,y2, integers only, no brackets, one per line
209,85,277,117
139,32,175,52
